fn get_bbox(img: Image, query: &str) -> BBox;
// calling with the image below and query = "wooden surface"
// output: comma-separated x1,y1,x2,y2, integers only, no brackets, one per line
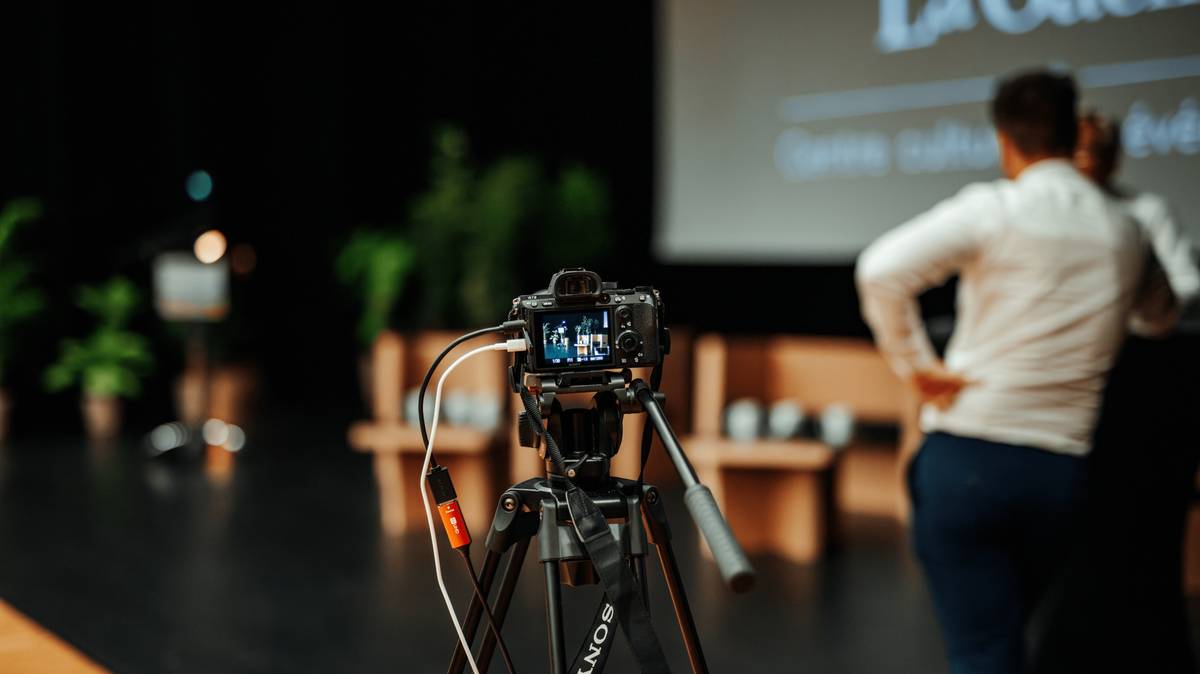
0,600,108,673
1186,501,1200,596
352,331,511,535
691,334,921,524
694,336,906,424
692,447,836,564
688,437,835,470
348,422,495,455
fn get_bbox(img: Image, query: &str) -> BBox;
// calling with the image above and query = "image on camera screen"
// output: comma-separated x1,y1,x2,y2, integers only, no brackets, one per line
536,309,612,368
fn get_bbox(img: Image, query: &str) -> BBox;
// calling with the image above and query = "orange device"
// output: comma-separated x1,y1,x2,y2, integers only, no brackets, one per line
427,466,471,549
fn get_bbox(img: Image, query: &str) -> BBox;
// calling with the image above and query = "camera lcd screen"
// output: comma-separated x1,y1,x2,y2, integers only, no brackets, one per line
535,309,613,369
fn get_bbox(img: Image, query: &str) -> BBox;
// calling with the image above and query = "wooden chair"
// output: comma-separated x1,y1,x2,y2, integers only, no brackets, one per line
349,331,510,536
686,335,919,563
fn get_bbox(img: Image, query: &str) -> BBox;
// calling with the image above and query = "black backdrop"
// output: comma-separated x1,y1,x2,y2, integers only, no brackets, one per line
1,2,942,432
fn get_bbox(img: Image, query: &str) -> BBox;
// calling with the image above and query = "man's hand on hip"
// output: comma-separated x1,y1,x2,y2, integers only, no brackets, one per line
911,365,972,410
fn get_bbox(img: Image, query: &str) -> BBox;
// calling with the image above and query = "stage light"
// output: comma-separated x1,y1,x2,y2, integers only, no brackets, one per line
194,230,227,264
186,170,213,202
202,418,229,446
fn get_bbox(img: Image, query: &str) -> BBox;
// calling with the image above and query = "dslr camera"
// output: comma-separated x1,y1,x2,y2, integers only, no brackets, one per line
510,268,666,380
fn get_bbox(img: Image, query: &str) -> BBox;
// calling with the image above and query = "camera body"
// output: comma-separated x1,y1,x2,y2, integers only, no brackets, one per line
510,268,665,377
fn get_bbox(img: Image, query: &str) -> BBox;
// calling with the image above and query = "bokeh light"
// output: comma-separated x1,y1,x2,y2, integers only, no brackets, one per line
185,170,213,202
225,424,246,452
194,230,227,264
202,418,229,446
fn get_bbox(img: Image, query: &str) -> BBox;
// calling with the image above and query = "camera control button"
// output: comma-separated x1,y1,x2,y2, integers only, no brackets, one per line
617,331,640,354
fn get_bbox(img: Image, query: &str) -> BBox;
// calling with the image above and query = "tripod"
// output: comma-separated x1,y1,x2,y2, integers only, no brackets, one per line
447,377,753,674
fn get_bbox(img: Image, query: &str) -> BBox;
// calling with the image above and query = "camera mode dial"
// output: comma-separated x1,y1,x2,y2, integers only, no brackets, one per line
617,330,641,354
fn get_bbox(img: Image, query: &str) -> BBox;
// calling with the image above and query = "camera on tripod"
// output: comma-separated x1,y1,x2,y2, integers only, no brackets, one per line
510,267,666,376
430,267,752,674
507,268,670,478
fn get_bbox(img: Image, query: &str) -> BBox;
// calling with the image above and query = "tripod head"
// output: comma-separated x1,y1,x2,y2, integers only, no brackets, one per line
515,369,660,483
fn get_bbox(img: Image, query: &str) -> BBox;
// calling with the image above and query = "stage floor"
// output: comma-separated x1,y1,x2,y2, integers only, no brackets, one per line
0,416,1195,673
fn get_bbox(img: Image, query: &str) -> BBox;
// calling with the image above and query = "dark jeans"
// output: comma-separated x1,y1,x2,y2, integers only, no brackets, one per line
909,432,1086,674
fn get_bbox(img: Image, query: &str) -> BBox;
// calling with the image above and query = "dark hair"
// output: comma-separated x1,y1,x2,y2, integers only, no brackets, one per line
990,70,1078,156
1078,110,1121,181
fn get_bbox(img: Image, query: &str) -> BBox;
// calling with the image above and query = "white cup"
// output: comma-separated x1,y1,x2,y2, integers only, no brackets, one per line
819,403,855,449
767,400,806,439
725,399,764,443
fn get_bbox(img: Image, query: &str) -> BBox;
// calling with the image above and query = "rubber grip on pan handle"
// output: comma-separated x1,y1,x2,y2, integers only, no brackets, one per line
684,483,756,593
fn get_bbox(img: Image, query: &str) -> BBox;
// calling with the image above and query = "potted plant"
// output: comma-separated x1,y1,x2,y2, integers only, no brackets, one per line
335,229,416,411
340,126,616,427
45,276,154,442
409,126,615,329
0,198,46,444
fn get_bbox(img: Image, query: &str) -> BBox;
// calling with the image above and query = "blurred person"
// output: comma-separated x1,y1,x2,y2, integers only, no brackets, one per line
1075,111,1200,323
855,71,1174,674
1029,112,1200,673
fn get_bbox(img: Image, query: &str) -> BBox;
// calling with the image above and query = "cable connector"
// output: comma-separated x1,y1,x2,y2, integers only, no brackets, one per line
427,466,471,549
505,338,528,352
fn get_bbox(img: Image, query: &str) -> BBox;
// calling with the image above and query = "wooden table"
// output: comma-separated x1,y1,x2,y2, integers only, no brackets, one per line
687,437,837,564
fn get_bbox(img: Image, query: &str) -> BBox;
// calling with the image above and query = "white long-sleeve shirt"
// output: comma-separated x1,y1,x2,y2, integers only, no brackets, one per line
856,159,1195,456
1124,191,1200,336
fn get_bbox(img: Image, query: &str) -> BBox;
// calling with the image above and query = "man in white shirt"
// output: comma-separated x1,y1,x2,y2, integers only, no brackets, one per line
856,71,1170,673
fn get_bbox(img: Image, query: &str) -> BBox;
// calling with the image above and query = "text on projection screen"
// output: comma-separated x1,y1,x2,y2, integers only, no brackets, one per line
657,0,1200,262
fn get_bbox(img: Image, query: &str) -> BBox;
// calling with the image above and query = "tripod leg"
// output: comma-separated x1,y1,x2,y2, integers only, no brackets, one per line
472,536,530,672
654,537,709,674
644,495,710,674
635,555,651,609
544,561,567,674
448,549,503,673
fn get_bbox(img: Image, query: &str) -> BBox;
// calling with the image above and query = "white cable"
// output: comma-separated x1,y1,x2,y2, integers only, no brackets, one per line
421,339,526,674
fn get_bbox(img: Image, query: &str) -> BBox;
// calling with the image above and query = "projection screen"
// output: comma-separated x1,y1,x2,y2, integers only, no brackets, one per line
658,0,1200,262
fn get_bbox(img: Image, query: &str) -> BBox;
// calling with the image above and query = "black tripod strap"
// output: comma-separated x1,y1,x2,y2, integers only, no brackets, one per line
567,596,617,674
566,486,671,674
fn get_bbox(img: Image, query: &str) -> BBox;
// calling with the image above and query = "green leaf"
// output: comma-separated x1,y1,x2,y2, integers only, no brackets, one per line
545,166,612,269
0,197,43,256
459,156,542,326
76,276,141,329
45,278,153,398
336,229,416,345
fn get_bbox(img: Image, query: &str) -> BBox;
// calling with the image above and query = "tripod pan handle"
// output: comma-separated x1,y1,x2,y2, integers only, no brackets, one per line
684,484,755,593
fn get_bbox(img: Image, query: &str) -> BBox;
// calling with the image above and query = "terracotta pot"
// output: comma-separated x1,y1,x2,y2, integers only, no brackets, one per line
82,394,122,441
0,389,9,446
